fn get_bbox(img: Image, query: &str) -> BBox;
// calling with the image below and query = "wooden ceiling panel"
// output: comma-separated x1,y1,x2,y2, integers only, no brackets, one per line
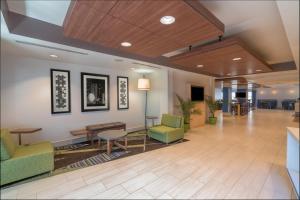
109,0,223,46
82,14,183,57
170,38,273,77
64,2,110,40
63,0,224,57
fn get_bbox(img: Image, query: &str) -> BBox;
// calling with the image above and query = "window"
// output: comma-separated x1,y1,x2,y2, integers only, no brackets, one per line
248,91,252,103
232,92,236,100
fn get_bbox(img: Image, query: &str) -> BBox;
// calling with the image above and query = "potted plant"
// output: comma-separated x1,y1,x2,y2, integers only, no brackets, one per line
205,96,218,125
176,94,201,132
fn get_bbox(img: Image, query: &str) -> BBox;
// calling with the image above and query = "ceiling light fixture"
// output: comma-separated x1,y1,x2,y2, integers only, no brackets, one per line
256,69,262,72
197,65,204,68
272,90,277,94
232,57,242,61
121,42,132,47
50,54,58,58
160,16,175,25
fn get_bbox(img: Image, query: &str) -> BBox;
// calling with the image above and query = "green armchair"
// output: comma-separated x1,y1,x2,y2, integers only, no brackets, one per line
148,114,184,144
1,129,54,185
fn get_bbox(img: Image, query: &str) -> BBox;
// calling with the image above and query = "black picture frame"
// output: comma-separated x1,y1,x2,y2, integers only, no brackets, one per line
50,69,71,114
81,72,110,112
117,76,129,110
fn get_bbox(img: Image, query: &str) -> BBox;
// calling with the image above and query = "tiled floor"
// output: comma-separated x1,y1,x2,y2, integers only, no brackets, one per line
1,110,298,199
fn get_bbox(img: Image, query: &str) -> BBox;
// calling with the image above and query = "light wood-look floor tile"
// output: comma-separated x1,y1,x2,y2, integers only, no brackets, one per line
1,110,298,199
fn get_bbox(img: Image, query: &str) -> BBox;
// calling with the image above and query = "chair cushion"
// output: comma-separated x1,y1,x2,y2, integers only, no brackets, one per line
161,114,182,128
149,125,176,134
0,129,16,160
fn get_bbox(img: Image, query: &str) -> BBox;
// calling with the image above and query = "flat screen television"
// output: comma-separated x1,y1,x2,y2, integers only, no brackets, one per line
236,92,246,98
191,86,204,101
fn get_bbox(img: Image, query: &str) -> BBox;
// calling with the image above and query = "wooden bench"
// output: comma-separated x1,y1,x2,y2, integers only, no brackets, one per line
70,122,126,144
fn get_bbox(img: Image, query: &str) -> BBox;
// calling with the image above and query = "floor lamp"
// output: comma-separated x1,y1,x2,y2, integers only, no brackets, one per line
138,76,151,130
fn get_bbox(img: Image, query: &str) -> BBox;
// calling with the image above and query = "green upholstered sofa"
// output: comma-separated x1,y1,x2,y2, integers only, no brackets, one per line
148,114,184,144
0,129,54,185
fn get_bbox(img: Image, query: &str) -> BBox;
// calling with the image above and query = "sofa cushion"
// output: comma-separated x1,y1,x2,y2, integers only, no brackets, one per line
0,129,16,160
1,141,54,185
161,114,182,128
13,142,53,158
1,139,10,161
149,125,176,134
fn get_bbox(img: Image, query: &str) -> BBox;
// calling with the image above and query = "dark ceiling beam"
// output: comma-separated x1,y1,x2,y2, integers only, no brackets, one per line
0,0,15,32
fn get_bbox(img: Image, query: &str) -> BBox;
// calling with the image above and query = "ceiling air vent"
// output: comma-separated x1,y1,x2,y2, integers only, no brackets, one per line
15,40,88,55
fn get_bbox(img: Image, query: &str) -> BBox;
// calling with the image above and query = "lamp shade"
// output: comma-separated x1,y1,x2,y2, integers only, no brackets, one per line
138,78,150,90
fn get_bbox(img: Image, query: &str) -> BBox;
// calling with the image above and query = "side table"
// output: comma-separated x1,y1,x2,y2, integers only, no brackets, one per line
10,128,42,145
146,116,158,129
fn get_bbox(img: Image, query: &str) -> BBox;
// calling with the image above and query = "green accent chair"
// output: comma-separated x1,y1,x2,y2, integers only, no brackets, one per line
1,129,54,185
148,114,184,144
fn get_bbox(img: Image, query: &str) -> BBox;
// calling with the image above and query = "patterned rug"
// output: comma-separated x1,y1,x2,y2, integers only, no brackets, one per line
64,151,128,169
2,131,188,188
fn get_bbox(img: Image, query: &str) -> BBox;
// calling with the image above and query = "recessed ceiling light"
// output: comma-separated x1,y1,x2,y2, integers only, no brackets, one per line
232,57,242,61
50,54,58,58
256,69,262,72
227,73,231,76
197,64,204,68
121,42,132,47
160,16,175,25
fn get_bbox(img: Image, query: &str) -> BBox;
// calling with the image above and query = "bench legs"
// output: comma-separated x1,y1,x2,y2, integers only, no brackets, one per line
107,140,112,154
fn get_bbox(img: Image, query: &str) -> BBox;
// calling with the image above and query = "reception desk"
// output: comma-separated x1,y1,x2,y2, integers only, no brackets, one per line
286,127,299,198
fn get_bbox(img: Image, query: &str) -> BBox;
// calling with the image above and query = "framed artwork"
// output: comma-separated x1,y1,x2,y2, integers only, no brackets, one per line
81,72,110,112
50,69,71,114
117,76,129,109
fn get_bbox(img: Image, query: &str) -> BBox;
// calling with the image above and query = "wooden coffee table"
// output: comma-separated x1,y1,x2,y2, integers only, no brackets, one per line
97,130,128,154
10,128,42,145
86,122,126,144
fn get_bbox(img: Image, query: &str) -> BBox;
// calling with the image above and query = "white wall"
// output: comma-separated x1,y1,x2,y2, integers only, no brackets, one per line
1,55,214,145
147,69,169,118
256,84,299,108
1,55,166,145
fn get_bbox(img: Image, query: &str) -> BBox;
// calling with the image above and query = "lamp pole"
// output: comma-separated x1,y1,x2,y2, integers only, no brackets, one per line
137,75,150,131
145,90,148,130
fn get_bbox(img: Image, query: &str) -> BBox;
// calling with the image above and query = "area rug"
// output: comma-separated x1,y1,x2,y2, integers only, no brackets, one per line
1,131,188,188
54,131,188,170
